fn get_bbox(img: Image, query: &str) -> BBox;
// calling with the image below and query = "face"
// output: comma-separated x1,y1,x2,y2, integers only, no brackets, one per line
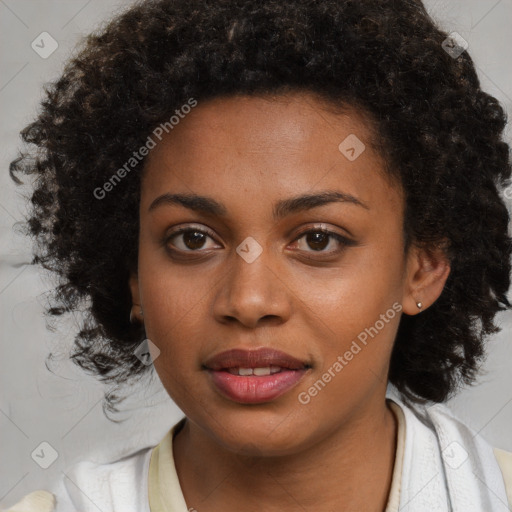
130,92,425,456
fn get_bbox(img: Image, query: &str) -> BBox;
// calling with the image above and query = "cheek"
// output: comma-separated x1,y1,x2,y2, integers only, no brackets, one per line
140,270,206,408
138,258,209,369
298,237,405,329
293,263,404,416
299,278,401,379
294,236,405,385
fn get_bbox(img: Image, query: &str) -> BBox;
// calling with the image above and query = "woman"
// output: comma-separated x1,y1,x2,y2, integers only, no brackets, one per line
6,0,512,510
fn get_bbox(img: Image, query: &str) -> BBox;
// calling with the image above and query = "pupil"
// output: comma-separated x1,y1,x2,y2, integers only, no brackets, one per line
184,231,205,249
307,232,328,251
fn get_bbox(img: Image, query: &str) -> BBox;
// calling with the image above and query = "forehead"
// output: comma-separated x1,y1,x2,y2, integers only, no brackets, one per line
140,92,401,214
144,92,377,161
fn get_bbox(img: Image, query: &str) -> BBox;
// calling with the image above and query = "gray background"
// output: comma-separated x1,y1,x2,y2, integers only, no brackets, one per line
1,0,511,507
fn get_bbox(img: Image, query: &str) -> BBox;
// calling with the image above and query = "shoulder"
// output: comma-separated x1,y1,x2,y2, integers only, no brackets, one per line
61,445,154,512
386,385,512,508
494,447,512,508
0,490,56,512
417,402,512,508
2,446,154,512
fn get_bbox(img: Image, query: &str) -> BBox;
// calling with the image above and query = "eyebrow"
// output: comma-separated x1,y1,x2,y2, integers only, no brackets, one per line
148,190,369,219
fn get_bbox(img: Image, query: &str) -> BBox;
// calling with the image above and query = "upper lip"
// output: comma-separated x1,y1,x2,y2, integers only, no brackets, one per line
204,347,308,371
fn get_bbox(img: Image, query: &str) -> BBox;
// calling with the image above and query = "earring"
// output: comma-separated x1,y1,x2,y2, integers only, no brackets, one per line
416,301,423,310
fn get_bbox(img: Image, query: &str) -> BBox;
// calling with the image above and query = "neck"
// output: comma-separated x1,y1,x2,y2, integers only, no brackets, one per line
173,398,398,512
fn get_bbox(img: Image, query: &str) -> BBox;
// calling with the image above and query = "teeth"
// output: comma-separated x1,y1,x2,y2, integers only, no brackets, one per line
228,366,284,376
253,367,271,376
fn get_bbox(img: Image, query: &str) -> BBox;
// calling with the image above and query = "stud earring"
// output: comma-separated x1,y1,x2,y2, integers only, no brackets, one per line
416,301,423,310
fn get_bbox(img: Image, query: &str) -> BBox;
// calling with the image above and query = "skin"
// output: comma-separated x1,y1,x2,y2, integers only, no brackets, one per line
129,92,450,511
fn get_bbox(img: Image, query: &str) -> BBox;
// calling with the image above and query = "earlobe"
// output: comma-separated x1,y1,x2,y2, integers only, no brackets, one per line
402,244,451,316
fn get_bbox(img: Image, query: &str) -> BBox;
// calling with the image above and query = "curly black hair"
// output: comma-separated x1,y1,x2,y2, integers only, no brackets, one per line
9,0,512,416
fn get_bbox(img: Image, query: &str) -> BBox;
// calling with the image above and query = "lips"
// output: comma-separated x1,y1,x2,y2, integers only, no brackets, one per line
204,348,310,404
204,347,307,371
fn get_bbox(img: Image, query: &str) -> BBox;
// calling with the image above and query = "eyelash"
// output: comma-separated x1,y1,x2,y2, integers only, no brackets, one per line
163,225,356,257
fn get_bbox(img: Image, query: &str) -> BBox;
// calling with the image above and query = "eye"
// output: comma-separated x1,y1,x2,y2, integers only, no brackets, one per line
291,227,355,254
164,226,219,252
163,224,356,257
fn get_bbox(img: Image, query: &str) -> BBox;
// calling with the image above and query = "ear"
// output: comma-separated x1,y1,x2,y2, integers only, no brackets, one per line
402,243,451,315
129,271,142,308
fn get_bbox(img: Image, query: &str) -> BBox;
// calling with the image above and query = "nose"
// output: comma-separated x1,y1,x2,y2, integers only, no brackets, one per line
212,241,292,329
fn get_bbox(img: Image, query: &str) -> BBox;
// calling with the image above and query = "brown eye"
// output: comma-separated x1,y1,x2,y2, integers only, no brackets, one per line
293,228,355,255
165,227,219,252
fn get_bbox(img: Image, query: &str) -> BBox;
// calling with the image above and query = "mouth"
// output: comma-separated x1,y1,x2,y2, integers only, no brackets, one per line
203,348,311,404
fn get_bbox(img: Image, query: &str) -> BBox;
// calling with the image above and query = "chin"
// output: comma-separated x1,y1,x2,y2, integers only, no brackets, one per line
202,408,315,458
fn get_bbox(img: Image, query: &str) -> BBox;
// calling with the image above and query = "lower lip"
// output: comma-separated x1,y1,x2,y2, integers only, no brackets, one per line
208,369,308,404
